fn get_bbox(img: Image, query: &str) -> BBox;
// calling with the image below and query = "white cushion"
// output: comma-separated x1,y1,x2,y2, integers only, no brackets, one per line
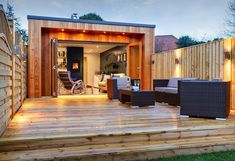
103,75,111,82
167,78,182,88
112,73,126,78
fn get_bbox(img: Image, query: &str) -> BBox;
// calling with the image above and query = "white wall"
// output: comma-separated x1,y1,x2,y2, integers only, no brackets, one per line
84,53,100,86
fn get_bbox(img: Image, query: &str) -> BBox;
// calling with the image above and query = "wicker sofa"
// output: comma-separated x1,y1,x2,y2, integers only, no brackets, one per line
153,77,197,106
107,77,131,99
179,80,230,119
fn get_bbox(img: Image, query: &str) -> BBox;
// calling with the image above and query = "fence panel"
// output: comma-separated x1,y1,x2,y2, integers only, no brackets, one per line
152,37,235,110
0,34,27,136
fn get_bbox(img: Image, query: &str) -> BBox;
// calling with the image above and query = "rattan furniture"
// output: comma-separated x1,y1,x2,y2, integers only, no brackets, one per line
153,78,198,106
179,81,230,119
119,89,155,107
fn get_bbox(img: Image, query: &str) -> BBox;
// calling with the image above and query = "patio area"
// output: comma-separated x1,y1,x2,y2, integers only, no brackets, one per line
1,95,235,161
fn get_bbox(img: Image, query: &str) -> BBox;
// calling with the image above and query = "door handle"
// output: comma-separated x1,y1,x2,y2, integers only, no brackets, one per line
53,65,57,70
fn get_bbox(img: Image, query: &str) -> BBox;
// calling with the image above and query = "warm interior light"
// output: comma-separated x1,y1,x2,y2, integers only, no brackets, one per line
83,30,86,33
122,33,125,35
61,29,64,32
103,31,106,34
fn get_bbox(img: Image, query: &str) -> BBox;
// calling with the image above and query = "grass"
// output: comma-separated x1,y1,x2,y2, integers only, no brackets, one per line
147,151,235,161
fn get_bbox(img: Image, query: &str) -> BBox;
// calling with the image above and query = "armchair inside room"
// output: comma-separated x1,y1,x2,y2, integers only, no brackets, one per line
98,74,111,92
58,71,86,95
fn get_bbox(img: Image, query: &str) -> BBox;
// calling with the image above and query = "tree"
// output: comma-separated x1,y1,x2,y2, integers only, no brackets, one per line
79,13,103,21
6,3,15,20
176,36,204,48
5,3,28,45
226,0,235,36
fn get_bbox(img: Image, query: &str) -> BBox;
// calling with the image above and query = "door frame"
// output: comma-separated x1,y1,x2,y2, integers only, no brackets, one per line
127,41,143,82
51,38,58,97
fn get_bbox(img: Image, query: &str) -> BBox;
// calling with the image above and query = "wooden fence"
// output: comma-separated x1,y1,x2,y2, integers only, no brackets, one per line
151,37,235,110
0,34,27,136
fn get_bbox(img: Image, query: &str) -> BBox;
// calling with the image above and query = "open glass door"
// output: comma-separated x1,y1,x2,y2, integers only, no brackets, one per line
51,38,58,97
127,42,142,86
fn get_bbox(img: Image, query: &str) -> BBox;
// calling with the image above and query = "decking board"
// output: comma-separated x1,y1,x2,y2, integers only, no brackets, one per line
1,95,235,160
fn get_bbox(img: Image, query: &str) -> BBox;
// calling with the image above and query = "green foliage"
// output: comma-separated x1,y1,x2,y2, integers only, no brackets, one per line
176,36,204,48
148,151,235,161
6,3,14,20
79,13,103,21
5,3,28,45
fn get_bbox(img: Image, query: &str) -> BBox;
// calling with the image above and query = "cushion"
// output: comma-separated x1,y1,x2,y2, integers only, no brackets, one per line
182,77,198,81
98,82,106,87
167,78,182,88
164,88,178,94
212,78,223,82
117,77,128,89
102,75,111,82
155,87,169,93
112,73,126,78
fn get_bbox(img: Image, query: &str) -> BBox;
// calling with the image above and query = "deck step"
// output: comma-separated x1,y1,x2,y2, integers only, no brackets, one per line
0,126,235,152
1,134,235,161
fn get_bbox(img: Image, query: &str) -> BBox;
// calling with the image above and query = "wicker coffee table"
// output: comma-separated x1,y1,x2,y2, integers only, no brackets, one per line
119,89,155,107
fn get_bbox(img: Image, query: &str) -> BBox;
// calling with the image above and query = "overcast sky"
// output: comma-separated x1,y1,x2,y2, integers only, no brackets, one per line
0,0,230,40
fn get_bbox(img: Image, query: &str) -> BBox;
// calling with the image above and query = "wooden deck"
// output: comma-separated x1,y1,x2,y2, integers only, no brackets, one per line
1,95,235,161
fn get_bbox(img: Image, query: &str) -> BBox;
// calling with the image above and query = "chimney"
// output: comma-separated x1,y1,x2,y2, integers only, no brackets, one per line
71,13,78,19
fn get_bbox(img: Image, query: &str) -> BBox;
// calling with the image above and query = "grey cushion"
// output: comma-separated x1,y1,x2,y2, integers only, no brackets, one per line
155,87,168,92
167,78,182,88
212,78,223,82
111,77,130,89
182,77,198,81
164,88,178,94
155,87,178,94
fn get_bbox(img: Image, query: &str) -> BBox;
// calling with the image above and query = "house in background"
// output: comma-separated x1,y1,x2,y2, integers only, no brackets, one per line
155,35,178,53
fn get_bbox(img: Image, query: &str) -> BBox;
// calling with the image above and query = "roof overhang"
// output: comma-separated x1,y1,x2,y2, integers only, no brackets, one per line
27,15,156,28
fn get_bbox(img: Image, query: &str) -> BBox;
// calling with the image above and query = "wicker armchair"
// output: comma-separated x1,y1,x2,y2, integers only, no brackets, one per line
179,81,230,119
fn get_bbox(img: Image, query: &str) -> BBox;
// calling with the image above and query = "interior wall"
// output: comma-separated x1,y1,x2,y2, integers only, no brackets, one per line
84,53,100,86
100,46,127,74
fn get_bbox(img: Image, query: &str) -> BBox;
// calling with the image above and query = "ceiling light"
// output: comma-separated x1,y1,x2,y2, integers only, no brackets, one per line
122,33,125,35
103,31,106,34
61,29,64,32
83,30,86,33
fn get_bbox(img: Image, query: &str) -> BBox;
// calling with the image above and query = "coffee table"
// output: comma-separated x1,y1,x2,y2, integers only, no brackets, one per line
119,88,155,108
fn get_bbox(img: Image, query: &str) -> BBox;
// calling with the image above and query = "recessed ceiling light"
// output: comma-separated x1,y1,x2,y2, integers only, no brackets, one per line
61,29,64,32
103,31,106,34
122,33,125,35
83,30,86,33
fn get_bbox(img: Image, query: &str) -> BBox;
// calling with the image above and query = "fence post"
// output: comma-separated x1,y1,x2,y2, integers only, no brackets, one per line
11,52,15,118
21,54,23,103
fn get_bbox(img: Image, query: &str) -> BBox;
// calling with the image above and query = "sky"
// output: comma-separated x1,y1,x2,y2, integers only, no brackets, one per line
0,0,230,40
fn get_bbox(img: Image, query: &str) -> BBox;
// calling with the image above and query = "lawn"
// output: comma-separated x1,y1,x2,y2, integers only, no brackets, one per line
148,151,235,161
